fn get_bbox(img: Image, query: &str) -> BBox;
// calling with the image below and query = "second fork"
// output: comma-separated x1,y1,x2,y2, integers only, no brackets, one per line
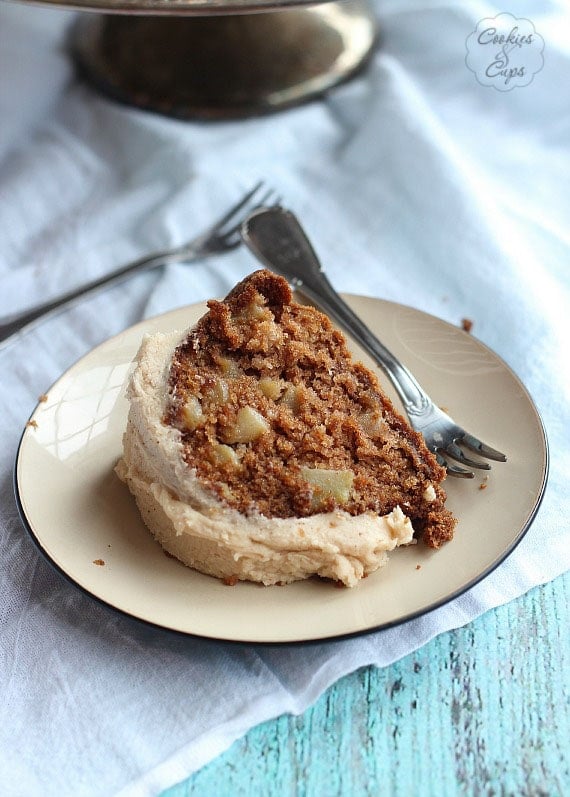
0,182,276,347
241,205,507,478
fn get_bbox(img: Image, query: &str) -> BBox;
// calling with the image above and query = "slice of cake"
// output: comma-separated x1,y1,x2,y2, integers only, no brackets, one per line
116,270,456,587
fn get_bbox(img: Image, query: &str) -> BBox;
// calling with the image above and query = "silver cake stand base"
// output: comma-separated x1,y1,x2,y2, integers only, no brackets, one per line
70,1,378,119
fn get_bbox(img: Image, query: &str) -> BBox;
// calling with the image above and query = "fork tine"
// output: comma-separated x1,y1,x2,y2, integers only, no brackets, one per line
256,188,280,208
444,442,491,471
461,433,507,462
209,181,265,234
436,452,474,479
219,189,281,241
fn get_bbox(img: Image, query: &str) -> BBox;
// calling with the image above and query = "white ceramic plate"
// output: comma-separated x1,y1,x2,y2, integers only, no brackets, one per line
15,297,548,644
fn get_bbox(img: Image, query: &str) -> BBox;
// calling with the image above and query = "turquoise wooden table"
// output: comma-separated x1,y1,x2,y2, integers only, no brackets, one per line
163,571,569,796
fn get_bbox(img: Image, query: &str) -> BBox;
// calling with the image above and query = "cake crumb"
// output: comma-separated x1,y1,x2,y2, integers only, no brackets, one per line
93,559,105,566
223,575,238,586
26,420,38,429
416,564,422,570
38,394,48,403
461,318,474,333
479,478,489,490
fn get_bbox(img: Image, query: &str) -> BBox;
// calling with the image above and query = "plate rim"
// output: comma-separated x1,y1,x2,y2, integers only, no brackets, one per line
13,296,550,646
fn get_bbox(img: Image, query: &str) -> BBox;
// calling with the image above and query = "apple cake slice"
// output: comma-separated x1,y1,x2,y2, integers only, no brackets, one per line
116,270,456,587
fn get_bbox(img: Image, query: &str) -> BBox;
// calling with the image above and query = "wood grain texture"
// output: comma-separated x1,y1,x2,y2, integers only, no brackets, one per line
163,572,570,796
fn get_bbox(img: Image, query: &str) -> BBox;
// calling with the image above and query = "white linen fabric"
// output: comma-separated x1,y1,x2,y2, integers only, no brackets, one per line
1,1,569,794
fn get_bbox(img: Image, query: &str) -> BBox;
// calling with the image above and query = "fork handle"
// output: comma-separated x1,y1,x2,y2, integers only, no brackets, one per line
242,207,430,417
0,246,195,347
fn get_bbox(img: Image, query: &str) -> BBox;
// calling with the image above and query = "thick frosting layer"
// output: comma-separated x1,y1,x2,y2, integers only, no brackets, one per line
116,331,414,587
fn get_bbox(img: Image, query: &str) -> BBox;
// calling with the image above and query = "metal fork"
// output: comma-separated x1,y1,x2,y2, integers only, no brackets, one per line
241,206,507,478
0,182,276,347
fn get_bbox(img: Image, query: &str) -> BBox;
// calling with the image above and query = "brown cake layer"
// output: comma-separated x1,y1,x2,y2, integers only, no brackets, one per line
165,270,456,547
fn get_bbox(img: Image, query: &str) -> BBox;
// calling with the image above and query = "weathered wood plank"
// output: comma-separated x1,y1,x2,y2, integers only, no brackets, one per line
164,572,570,796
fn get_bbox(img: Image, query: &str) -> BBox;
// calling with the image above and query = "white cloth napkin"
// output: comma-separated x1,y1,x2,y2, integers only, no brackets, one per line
1,1,569,794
